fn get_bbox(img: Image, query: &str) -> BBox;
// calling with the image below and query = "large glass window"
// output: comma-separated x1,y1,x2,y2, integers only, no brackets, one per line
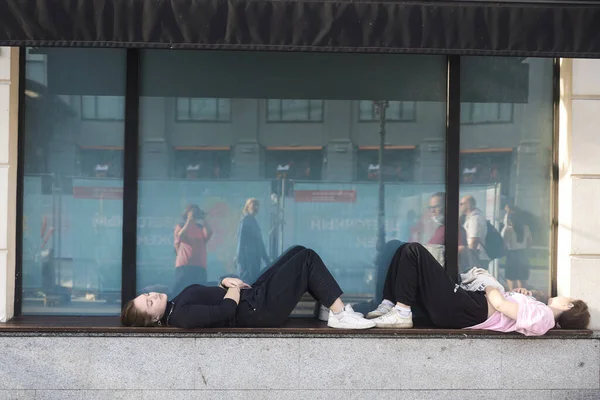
21,48,126,315
17,49,558,319
459,57,554,297
135,51,447,316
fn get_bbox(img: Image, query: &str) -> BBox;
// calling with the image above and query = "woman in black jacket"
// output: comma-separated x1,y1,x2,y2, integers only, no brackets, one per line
121,246,375,330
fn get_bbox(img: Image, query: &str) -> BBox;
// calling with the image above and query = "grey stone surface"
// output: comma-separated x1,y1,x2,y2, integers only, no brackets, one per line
0,337,93,389
0,391,35,400
552,390,600,400
146,390,553,400
35,391,142,400
393,338,503,390
0,336,599,394
194,338,300,390
297,338,503,390
500,339,600,389
86,337,196,390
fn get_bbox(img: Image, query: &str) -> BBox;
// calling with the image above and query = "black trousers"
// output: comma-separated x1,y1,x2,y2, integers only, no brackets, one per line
235,246,343,327
383,242,489,329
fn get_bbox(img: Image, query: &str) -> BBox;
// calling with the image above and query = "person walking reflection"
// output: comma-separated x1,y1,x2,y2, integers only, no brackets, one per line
501,203,532,291
172,204,213,296
236,198,270,283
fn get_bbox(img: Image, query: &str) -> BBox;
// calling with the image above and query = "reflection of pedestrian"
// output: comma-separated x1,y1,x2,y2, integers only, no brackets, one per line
501,204,532,290
460,195,489,269
172,204,213,296
427,192,472,271
236,198,270,283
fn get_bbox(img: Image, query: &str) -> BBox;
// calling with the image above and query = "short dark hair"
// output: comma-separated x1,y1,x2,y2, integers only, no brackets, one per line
121,299,156,327
557,300,590,330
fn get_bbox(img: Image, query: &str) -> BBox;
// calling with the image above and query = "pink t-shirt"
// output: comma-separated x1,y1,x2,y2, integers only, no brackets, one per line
465,292,556,336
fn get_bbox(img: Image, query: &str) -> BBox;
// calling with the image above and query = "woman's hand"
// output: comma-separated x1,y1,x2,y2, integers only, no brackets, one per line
512,288,532,297
221,277,251,289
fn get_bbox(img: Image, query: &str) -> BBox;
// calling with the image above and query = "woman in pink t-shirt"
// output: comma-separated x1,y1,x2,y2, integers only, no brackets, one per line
172,204,213,296
365,242,589,335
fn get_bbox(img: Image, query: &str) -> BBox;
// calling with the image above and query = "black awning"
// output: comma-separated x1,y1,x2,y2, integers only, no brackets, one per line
2,0,600,57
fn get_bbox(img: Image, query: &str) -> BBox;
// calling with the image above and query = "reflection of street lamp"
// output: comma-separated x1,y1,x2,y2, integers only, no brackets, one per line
374,101,389,258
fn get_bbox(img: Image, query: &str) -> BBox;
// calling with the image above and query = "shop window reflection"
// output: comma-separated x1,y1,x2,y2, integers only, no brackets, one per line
21,48,126,315
136,50,447,317
460,57,553,296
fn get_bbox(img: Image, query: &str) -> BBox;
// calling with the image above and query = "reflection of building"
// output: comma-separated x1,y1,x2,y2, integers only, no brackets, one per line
24,51,551,220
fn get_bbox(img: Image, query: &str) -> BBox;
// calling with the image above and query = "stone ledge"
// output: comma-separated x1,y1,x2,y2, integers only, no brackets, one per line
0,316,593,339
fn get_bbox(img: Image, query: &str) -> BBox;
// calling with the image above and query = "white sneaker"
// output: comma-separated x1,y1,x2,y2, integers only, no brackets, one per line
366,302,393,319
372,308,413,328
318,303,364,322
327,309,376,329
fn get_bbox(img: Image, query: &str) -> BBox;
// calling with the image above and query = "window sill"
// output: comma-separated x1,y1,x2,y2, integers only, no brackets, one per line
0,316,593,338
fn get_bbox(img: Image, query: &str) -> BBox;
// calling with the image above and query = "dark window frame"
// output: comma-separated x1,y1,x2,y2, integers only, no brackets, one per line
13,50,561,324
460,102,514,125
266,99,324,123
175,97,232,122
80,95,126,121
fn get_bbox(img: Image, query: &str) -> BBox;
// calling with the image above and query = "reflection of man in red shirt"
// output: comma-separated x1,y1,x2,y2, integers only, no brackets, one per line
426,193,472,271
426,192,467,246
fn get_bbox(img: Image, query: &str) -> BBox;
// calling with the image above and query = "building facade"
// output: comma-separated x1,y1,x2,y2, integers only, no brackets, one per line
1,1,600,398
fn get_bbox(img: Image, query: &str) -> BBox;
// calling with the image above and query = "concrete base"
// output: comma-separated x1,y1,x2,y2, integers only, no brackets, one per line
0,336,598,399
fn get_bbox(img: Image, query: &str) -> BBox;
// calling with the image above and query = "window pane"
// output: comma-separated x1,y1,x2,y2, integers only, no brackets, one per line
282,99,309,121
190,98,218,120
81,96,96,120
21,48,126,315
176,98,190,121
137,50,446,319
96,96,125,120
25,49,47,86
386,102,402,120
358,101,373,121
459,57,553,297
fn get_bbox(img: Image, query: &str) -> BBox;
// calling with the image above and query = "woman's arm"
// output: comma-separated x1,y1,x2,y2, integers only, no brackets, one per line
485,286,519,320
223,286,240,304
176,212,194,240
174,224,183,251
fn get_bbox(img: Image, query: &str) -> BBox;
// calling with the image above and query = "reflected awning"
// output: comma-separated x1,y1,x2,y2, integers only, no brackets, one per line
2,0,600,57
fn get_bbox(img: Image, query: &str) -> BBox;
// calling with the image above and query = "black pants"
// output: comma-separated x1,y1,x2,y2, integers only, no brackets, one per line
172,266,207,297
383,242,489,329
235,246,343,327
